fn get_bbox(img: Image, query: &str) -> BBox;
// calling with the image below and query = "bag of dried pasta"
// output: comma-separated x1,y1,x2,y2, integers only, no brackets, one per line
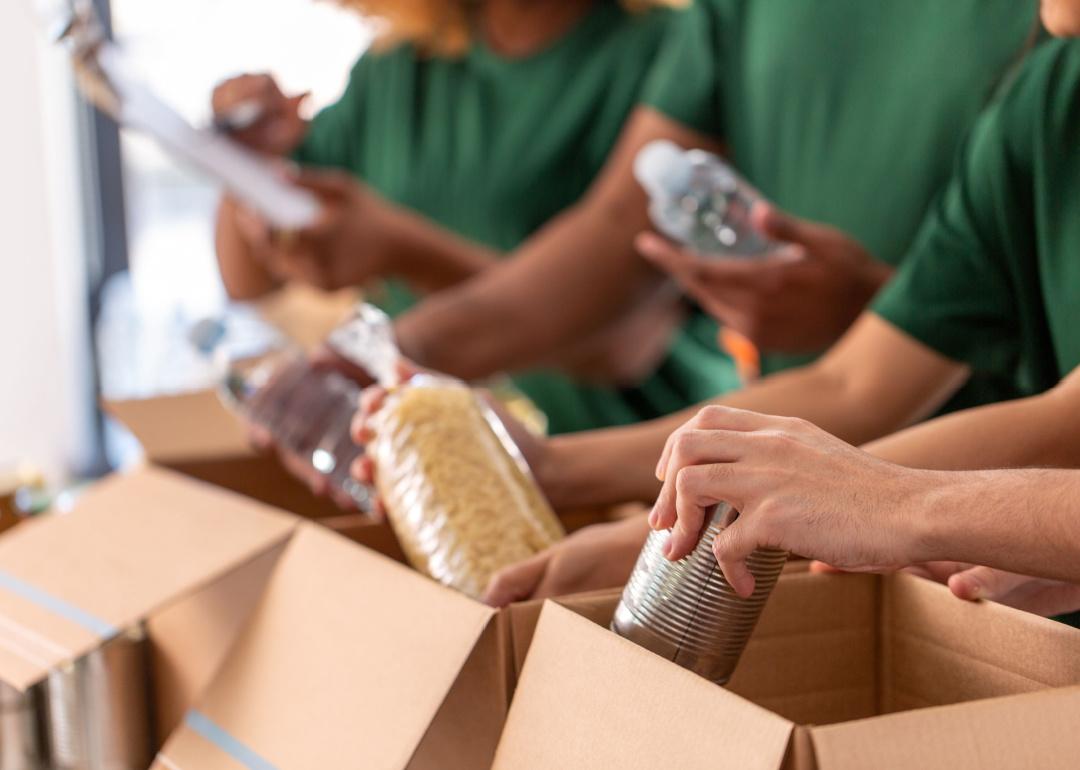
369,374,565,599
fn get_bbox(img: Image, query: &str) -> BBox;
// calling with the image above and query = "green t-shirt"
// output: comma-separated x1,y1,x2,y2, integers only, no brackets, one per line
294,2,679,433
641,0,1037,408
874,39,1080,402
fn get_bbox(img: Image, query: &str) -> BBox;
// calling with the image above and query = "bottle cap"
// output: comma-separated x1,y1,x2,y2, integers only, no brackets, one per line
634,140,692,200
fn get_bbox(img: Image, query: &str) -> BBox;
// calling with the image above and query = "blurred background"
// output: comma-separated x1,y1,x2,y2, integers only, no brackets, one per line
0,0,372,489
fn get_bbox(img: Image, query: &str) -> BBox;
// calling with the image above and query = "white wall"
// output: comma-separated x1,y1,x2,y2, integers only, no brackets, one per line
0,4,94,482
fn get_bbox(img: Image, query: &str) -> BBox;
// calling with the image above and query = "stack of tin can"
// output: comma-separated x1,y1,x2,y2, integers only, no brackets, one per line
0,627,153,770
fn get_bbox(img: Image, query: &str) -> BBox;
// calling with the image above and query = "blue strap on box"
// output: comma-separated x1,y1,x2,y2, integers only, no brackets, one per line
0,568,118,638
185,710,280,770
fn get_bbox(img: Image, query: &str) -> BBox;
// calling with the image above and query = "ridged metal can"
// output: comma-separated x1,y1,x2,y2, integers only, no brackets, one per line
0,682,46,770
44,626,153,770
612,504,787,684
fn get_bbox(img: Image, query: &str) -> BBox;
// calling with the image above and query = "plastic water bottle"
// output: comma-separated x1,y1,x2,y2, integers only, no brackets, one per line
634,140,779,257
201,306,402,514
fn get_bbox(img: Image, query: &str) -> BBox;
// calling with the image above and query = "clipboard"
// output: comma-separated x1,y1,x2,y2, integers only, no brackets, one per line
52,1,321,231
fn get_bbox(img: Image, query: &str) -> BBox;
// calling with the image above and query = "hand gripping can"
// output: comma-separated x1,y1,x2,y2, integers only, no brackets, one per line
612,504,787,685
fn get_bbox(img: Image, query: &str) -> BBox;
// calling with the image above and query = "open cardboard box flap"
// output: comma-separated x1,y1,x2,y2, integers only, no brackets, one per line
0,466,297,691
104,390,253,464
812,685,1080,770
494,602,793,770
495,571,1080,770
154,522,510,770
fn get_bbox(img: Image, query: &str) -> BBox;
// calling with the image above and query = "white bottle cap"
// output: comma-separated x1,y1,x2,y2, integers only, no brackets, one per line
634,140,692,200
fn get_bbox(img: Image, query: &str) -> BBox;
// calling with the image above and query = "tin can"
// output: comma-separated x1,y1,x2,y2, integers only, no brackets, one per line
44,626,153,770
0,682,46,770
612,504,787,685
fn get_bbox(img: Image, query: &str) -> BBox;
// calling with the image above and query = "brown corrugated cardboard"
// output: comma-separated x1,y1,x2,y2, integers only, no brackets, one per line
153,522,511,770
495,603,793,770
103,392,349,522
495,571,1080,769
0,467,296,730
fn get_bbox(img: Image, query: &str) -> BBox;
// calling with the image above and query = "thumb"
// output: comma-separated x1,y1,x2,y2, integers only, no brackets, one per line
286,91,310,115
947,566,1028,602
751,202,823,248
481,551,551,608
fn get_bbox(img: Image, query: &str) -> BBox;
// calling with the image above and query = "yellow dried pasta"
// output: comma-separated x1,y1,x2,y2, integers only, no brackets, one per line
372,378,564,599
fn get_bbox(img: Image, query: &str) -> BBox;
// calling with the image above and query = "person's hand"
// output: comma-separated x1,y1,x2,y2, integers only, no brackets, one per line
649,406,932,597
231,169,402,293
481,514,651,607
636,202,893,353
906,563,1080,618
211,73,309,155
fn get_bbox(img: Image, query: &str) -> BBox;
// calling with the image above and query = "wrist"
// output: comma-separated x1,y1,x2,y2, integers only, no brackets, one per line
540,430,662,512
902,468,964,564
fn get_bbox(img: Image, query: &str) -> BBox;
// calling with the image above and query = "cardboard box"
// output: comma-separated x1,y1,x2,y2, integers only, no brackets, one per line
0,466,298,742
153,522,512,770
494,572,1080,769
104,389,632,566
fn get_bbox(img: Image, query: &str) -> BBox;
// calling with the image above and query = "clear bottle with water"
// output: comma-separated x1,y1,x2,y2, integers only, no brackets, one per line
201,306,399,514
634,140,779,257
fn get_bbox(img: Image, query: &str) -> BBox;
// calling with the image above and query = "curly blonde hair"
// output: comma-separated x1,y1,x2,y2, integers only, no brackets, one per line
332,0,687,57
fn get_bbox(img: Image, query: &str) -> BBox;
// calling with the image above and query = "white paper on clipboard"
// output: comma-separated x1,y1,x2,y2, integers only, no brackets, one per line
91,44,321,231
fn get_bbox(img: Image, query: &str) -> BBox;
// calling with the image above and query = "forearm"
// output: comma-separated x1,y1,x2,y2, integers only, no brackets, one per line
545,359,896,509
215,198,281,300
394,107,709,379
865,369,1080,471
395,199,658,378
543,316,970,510
918,469,1080,583
381,203,499,294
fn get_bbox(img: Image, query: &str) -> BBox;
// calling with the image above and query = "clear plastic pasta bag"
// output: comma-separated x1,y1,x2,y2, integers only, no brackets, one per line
338,305,565,599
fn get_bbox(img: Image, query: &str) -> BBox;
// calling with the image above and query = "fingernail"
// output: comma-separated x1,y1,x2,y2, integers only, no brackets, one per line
662,539,674,559
648,508,658,529
655,459,665,481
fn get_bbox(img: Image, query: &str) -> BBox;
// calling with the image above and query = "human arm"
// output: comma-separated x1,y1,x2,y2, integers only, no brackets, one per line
393,108,723,378
650,406,1080,595
537,313,969,510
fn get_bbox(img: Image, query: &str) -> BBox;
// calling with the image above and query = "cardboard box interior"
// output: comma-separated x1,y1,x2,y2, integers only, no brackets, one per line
494,571,1080,770
0,466,298,749
153,522,512,770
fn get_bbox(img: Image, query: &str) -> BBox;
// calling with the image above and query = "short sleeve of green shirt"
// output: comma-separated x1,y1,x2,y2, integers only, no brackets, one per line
639,0,730,136
871,60,1037,374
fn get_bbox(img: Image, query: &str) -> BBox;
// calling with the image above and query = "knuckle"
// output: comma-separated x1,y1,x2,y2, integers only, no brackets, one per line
674,466,696,496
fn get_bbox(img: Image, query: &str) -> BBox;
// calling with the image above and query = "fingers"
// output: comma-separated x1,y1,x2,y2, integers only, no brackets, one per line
809,561,845,575
656,405,788,481
712,520,758,598
211,73,277,115
351,387,388,444
482,551,551,608
636,231,701,283
751,202,818,247
663,466,722,560
947,566,1031,602
395,358,422,384
651,429,745,533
